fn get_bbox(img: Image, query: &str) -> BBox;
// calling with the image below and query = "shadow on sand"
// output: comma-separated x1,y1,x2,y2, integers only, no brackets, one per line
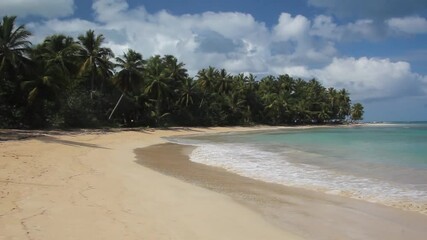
37,135,110,149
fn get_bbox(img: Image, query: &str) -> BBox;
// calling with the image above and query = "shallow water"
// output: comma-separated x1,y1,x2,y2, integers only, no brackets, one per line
168,123,427,212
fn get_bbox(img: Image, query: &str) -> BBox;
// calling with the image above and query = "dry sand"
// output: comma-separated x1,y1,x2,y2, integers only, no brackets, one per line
0,127,302,240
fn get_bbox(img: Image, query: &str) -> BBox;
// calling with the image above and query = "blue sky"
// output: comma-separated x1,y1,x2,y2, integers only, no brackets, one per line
1,0,427,121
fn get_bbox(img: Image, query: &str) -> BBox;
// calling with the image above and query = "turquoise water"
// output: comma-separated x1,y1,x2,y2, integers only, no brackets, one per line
169,123,427,212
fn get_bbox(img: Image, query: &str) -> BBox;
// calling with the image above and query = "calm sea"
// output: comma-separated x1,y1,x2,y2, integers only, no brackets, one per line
169,123,427,212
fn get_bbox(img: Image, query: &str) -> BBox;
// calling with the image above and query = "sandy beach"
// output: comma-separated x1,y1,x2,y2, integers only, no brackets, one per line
0,127,302,240
1,126,427,240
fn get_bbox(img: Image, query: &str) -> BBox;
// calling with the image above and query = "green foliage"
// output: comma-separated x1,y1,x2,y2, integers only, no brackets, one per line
0,16,31,128
351,103,364,122
0,15,364,129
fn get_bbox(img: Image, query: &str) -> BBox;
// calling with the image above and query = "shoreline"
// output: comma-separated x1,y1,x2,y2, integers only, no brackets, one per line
136,142,427,240
0,126,302,240
2,125,426,239
166,124,427,215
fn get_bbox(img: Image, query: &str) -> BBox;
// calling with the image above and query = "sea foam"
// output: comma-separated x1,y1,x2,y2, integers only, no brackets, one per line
186,142,427,213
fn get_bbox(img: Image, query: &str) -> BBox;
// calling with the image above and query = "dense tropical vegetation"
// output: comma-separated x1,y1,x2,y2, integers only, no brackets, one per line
0,16,364,129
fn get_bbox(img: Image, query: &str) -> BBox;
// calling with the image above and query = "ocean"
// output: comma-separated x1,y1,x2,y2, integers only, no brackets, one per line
168,123,427,212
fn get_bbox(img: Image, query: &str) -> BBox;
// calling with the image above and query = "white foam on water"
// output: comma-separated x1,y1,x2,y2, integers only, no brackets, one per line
188,142,427,211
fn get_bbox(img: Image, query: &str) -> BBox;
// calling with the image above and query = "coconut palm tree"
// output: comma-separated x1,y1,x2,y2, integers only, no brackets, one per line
351,103,364,122
162,55,188,112
163,55,187,82
337,89,351,120
0,16,32,127
21,62,64,105
109,49,144,119
217,68,232,94
24,35,79,105
144,55,171,125
35,34,80,81
177,77,196,107
0,16,31,78
196,66,219,108
77,30,114,98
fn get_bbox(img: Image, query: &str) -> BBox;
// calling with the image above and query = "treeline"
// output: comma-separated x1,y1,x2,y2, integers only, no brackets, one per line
0,16,364,129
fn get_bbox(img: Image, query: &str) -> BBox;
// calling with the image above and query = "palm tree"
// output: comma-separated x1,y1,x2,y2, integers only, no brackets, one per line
326,87,338,120
144,55,171,125
35,34,80,81
20,53,67,127
224,92,246,124
351,103,364,122
217,68,232,94
162,55,188,111
77,30,114,98
163,55,187,82
292,99,311,124
0,16,31,78
196,66,218,108
337,89,351,120
178,77,196,107
21,62,64,105
109,49,144,119
0,16,32,127
24,34,79,106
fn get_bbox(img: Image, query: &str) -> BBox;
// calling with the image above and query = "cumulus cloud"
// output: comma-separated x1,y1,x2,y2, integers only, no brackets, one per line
271,13,338,67
387,16,427,34
308,0,427,20
29,0,273,74
26,19,100,43
0,0,74,18
273,13,310,41
285,57,426,101
310,15,341,40
310,15,381,41
24,0,426,102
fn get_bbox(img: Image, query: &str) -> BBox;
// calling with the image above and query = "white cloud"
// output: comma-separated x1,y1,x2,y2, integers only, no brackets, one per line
308,0,427,20
343,19,380,40
310,15,380,41
27,19,99,43
70,0,271,74
273,13,310,41
310,15,341,40
271,13,338,67
387,16,427,34
289,57,426,101
0,0,74,18
24,0,427,102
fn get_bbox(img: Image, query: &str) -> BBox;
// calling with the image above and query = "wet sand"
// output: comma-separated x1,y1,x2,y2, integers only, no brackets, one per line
136,143,427,240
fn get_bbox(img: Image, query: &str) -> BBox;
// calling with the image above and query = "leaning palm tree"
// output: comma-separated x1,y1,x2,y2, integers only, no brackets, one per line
77,29,114,99
109,49,144,119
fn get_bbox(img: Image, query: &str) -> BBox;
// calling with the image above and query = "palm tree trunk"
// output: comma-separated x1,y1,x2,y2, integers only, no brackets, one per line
108,93,124,120
90,70,95,99
156,86,161,125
